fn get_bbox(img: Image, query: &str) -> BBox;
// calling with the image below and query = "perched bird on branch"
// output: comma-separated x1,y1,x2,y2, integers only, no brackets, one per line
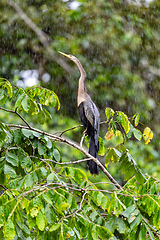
58,51,100,174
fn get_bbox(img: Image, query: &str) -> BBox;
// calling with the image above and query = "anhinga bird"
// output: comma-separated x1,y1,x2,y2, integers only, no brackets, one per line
58,51,100,174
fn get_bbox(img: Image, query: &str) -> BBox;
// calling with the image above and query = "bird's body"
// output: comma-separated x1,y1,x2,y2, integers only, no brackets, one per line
58,51,100,174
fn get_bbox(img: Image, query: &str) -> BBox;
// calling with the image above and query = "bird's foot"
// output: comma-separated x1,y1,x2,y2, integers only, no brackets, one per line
83,128,87,135
80,129,87,148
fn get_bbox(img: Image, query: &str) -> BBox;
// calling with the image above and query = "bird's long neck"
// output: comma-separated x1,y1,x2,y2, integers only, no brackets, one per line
75,59,87,106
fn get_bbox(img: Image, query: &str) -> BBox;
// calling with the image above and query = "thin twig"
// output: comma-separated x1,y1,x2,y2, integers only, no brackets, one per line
56,121,106,137
0,184,15,198
59,124,83,137
30,155,92,165
84,181,113,187
61,191,87,220
0,184,7,191
39,158,52,172
0,107,31,128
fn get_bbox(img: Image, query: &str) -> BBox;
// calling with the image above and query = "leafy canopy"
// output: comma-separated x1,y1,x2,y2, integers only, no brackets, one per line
0,79,159,240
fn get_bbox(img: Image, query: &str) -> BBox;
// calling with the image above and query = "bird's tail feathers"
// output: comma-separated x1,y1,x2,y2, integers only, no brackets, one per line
88,136,99,174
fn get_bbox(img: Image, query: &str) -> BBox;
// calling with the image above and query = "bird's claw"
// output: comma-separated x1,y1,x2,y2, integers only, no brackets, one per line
80,129,87,148
83,129,87,135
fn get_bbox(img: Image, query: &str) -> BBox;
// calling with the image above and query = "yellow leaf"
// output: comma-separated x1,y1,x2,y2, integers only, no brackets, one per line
66,233,71,238
30,207,39,217
105,129,115,140
143,127,153,144
61,202,69,211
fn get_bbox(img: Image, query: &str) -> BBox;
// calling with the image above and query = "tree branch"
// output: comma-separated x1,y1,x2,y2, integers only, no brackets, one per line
0,107,31,128
58,124,83,137
6,0,75,75
30,155,92,165
7,123,122,190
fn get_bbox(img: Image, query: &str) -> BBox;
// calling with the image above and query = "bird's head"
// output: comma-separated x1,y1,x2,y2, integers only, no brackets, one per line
58,51,77,63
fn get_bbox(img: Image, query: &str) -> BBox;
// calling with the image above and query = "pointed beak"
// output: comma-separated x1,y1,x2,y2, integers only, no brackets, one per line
58,51,70,59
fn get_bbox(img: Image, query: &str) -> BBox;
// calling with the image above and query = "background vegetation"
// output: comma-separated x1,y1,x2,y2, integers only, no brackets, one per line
0,0,160,239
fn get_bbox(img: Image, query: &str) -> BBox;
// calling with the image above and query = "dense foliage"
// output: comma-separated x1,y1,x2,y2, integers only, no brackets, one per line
0,0,160,179
0,79,159,239
0,0,160,239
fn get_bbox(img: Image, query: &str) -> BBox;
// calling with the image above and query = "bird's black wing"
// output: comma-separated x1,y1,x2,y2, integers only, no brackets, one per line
78,99,100,174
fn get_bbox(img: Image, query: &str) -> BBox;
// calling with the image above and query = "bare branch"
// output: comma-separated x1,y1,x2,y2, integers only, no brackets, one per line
6,0,74,74
0,184,7,191
61,191,87,220
58,124,83,137
7,123,122,190
30,155,92,165
39,158,53,172
51,121,106,137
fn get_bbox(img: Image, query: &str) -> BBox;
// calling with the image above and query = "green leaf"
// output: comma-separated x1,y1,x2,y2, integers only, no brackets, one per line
13,129,22,145
101,196,110,211
0,88,5,101
97,225,113,239
0,156,5,162
32,131,42,138
39,88,60,110
36,210,46,231
90,224,98,240
4,80,13,98
116,111,130,134
22,95,31,112
22,129,33,138
41,167,48,176
3,219,15,240
135,113,140,126
45,204,56,225
30,207,39,218
15,92,25,109
133,128,142,141
74,168,88,184
4,164,16,178
6,152,19,167
43,108,52,120
25,173,34,188
53,149,61,162
115,217,127,234
38,141,45,155
138,224,147,240
105,148,121,166
105,108,114,122
28,100,38,115
130,214,142,230
153,206,160,229
47,172,55,183
119,152,146,184
98,136,105,156
43,192,53,205
45,137,52,149
61,202,69,211
21,156,31,168
122,205,136,219
38,109,45,124
134,167,146,184
0,206,4,228
49,223,61,232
